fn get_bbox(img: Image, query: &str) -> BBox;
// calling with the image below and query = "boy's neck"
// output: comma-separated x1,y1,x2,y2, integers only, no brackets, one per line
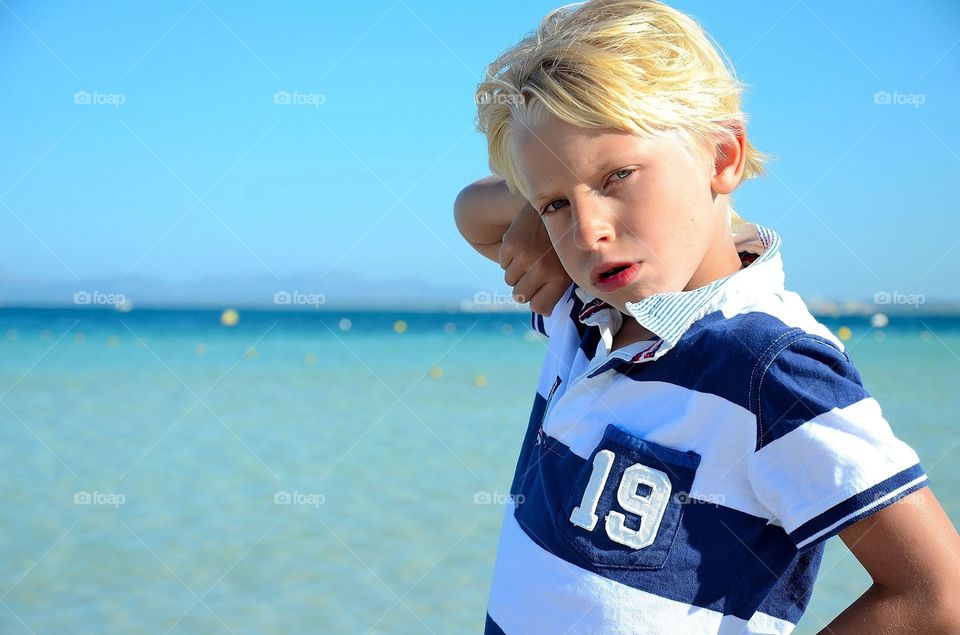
683,217,743,292
610,318,656,351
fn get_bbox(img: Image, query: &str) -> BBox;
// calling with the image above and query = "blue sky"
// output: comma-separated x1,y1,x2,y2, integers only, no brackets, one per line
1,0,959,305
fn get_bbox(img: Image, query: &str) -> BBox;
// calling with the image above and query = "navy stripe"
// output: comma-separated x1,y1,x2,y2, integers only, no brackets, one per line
615,311,790,410
789,463,928,549
508,391,547,500
752,332,870,450
607,311,869,450
484,613,506,635
511,428,806,621
753,544,822,626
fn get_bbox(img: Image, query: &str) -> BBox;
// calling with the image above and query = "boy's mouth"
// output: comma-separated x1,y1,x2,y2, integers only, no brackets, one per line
599,265,629,279
591,261,642,292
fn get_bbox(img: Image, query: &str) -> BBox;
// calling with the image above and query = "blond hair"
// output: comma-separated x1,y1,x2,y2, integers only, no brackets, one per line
475,0,766,225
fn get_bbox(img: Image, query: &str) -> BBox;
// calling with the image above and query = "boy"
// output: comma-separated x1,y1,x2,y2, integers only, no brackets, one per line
454,1,960,633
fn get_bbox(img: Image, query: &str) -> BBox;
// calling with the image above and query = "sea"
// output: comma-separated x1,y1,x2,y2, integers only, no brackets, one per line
1,307,958,634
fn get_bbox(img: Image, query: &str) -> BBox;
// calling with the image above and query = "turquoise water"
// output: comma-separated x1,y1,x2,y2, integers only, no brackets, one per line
1,308,958,634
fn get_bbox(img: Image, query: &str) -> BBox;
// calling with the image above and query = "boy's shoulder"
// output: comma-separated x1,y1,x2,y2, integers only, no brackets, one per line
658,291,863,425
684,288,846,363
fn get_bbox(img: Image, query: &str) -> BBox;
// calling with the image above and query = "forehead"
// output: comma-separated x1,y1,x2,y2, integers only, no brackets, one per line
510,111,677,201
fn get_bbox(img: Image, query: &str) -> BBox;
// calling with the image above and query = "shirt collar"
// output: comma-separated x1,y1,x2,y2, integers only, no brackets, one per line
573,221,784,364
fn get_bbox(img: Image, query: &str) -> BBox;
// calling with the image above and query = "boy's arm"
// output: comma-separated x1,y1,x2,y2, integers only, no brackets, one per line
453,175,527,262
820,486,960,634
454,175,571,316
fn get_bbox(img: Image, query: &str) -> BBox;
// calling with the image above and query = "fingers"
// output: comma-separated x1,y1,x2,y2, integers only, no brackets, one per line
503,257,525,287
510,270,541,305
528,279,571,317
511,273,571,317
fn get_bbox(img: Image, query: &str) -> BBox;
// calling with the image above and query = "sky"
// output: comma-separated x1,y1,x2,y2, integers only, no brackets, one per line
1,0,959,307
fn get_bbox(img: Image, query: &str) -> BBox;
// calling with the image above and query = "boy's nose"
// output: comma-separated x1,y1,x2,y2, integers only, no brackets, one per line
571,202,613,250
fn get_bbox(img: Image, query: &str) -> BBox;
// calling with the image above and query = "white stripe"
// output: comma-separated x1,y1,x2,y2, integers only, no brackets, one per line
542,378,773,521
488,501,795,634
718,610,795,634
750,397,922,537
487,500,727,634
795,474,928,549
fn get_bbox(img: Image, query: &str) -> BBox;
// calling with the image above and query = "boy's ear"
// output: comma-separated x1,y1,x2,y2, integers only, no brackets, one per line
710,121,747,196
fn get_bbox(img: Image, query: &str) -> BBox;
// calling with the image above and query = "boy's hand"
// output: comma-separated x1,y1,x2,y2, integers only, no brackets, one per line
499,203,572,316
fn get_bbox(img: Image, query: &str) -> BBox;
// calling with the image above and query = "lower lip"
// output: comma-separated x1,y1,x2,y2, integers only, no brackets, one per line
595,263,641,292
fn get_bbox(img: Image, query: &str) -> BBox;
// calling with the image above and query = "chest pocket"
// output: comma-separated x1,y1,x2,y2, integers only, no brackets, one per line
555,424,701,571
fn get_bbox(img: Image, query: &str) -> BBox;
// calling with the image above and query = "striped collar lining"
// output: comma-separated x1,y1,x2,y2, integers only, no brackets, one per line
573,222,784,364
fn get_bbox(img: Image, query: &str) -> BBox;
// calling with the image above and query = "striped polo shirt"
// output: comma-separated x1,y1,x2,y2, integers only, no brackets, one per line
484,221,928,634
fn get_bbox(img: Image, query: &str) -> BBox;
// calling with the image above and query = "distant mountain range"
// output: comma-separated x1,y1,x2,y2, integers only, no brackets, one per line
2,270,958,315
0,269,524,312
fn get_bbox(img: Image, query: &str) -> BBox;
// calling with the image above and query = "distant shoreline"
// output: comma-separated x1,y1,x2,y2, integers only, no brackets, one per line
3,304,960,319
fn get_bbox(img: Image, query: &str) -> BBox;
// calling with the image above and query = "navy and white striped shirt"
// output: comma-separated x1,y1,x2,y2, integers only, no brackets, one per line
485,222,927,634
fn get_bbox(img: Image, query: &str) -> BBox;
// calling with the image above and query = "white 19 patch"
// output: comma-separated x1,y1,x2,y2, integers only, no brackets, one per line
569,449,672,549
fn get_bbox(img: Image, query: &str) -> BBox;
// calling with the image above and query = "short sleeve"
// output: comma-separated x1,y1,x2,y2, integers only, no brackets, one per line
747,333,928,550
529,282,576,339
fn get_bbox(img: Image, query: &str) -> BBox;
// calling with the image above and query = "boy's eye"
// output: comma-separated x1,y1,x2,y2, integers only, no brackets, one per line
541,199,568,215
608,168,633,185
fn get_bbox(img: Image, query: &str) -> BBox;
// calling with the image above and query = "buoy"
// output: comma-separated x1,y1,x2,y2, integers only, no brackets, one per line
430,366,443,379
393,320,407,334
870,313,889,329
837,326,852,341
221,309,239,327
474,374,487,387
339,318,352,331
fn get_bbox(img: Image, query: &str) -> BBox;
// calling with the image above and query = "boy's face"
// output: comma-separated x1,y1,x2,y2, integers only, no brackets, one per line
512,111,739,312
